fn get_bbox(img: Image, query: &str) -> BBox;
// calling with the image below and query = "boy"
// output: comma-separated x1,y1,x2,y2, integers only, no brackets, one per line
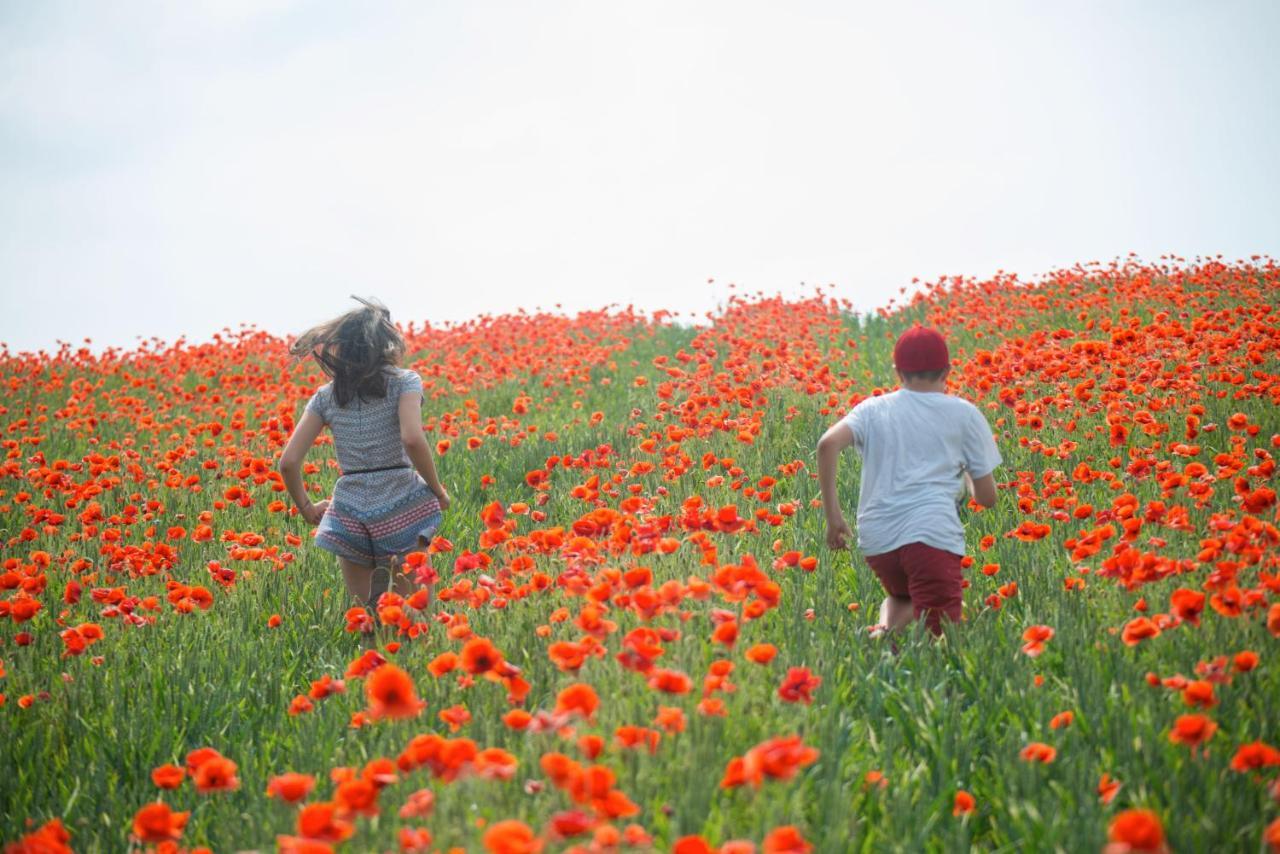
817,325,1001,636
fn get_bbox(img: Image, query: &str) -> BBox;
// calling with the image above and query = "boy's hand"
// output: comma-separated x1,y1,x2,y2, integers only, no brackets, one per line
303,499,330,526
825,516,853,550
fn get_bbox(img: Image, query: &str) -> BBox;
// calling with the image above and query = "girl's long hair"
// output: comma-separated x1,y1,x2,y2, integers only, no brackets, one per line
290,297,406,407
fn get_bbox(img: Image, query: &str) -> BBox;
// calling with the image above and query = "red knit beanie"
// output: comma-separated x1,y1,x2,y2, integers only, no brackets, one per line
893,326,950,373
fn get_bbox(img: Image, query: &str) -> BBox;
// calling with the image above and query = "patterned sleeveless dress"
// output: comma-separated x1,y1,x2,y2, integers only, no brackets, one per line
305,367,442,565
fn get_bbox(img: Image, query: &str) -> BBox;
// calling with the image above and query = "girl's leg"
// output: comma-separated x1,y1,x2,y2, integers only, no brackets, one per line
388,555,417,598
389,563,414,599
339,556,377,604
339,557,381,647
387,532,434,598
368,563,392,607
361,555,412,608
363,556,420,646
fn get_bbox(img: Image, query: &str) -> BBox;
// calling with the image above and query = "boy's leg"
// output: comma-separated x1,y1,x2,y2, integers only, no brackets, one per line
900,543,963,636
865,548,913,635
879,593,915,632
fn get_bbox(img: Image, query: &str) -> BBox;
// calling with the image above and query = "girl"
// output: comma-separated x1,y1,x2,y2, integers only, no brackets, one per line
278,297,450,612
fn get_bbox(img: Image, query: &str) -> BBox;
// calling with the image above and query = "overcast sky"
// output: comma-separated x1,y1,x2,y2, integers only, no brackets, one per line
2,1,1277,353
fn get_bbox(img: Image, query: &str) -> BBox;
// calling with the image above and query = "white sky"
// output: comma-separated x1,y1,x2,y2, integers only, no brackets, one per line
2,1,1278,354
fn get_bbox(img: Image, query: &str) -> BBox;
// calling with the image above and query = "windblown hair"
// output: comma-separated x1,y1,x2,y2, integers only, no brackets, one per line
290,297,406,407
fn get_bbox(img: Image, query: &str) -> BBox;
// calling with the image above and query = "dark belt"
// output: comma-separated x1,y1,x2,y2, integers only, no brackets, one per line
341,464,411,476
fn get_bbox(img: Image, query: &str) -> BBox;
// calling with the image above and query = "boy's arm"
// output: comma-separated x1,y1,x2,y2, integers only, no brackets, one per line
278,410,328,524
962,406,1001,509
817,422,855,549
969,472,996,508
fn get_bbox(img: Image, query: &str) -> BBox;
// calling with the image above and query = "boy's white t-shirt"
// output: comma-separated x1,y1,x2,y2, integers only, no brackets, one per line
841,389,1002,557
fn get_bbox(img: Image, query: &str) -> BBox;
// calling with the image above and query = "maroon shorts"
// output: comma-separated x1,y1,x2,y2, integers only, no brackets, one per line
865,542,963,634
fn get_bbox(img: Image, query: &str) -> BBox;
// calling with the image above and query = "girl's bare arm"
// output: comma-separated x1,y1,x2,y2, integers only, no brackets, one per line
278,410,327,524
398,391,450,509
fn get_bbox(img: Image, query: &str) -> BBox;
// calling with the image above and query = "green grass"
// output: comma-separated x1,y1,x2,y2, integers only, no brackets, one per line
2,263,1278,852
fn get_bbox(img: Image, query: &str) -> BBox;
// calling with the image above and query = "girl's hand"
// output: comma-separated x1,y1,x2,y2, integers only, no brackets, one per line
303,499,330,526
434,488,451,512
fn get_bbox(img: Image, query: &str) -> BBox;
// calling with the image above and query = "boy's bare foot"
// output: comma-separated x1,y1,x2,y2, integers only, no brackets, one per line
865,622,904,655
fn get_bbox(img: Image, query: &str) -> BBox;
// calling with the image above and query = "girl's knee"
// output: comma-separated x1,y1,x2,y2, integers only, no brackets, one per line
362,564,393,605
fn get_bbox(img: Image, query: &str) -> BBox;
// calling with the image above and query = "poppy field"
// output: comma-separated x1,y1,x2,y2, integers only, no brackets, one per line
3,258,1279,853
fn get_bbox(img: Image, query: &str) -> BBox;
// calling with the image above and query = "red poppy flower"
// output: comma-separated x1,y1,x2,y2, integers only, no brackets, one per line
296,802,355,843
365,663,425,720
193,756,240,793
267,772,316,803
777,666,821,704
1019,742,1057,764
554,683,600,720
1168,713,1217,750
763,825,813,853
131,802,189,843
481,819,542,854
150,764,185,789
1097,772,1122,805
1106,809,1167,853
